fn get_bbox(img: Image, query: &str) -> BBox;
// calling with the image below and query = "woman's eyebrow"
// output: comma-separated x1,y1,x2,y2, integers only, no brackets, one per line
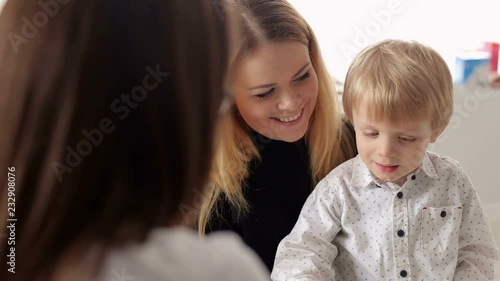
292,62,310,79
247,62,311,90
249,82,276,90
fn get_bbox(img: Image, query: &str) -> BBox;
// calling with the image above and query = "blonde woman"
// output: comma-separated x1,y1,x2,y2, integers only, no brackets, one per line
198,0,357,271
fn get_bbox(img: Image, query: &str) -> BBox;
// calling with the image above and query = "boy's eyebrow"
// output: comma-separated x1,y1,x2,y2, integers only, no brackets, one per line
358,124,418,136
356,121,376,128
358,122,422,135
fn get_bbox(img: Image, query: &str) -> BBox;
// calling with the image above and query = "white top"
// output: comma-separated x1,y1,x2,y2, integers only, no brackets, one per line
98,227,270,281
272,152,499,281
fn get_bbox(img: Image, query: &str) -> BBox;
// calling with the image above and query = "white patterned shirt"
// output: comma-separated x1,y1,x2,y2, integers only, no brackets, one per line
272,152,499,281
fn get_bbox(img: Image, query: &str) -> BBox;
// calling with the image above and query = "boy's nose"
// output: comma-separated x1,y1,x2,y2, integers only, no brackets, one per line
378,139,397,157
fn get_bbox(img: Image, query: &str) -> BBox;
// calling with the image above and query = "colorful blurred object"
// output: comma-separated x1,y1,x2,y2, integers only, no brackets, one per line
455,51,490,85
480,42,499,73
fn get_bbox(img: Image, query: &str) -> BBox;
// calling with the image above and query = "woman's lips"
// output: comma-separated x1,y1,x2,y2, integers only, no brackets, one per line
271,108,304,126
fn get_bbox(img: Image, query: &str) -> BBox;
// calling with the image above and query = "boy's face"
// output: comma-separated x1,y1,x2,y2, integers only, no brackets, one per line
352,104,442,186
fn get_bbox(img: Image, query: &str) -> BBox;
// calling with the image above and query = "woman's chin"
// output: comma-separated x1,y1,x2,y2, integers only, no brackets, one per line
274,128,308,142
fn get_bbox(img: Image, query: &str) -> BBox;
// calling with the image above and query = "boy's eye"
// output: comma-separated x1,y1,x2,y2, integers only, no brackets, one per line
255,88,274,99
399,136,416,142
295,72,310,82
363,131,378,137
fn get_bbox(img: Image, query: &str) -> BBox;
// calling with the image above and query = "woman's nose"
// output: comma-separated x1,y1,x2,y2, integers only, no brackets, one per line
277,91,299,111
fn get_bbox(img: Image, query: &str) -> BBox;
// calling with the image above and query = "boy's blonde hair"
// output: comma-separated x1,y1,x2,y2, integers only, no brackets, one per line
343,39,453,130
197,0,357,234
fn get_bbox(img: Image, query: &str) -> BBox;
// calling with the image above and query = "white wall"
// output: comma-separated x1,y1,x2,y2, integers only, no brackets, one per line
288,0,500,82
429,70,500,206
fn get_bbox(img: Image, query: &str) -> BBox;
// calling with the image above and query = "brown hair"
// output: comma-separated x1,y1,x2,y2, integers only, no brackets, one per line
0,0,231,280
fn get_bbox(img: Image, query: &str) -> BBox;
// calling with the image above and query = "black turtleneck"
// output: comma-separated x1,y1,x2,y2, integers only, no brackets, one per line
207,133,313,272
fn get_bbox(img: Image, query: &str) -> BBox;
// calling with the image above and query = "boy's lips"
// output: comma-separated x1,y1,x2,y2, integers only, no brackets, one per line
376,162,399,173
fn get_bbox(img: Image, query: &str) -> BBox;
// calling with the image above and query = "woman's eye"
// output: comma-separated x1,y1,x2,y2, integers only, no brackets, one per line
363,132,378,137
255,88,274,99
296,72,310,82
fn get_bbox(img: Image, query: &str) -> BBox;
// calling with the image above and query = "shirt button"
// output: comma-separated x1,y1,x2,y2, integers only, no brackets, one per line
441,210,447,218
400,270,408,277
411,175,416,180
397,192,403,199
397,230,405,237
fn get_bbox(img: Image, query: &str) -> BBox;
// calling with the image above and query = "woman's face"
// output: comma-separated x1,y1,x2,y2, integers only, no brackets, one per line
232,41,318,142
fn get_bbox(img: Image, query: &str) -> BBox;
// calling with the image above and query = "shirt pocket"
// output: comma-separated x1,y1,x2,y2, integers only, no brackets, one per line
420,205,462,256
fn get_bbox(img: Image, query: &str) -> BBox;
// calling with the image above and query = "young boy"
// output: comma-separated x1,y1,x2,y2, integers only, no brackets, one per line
271,39,499,281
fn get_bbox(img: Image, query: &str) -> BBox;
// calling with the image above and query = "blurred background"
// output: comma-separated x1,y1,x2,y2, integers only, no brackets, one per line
288,0,499,82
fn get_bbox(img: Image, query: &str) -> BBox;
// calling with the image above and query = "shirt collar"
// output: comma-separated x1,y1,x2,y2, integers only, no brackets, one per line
351,152,440,188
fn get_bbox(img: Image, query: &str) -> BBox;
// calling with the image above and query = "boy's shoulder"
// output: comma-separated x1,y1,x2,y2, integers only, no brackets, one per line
424,151,477,186
322,156,359,184
426,151,466,174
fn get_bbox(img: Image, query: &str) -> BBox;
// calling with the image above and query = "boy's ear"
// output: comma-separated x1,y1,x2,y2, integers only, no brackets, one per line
430,127,445,143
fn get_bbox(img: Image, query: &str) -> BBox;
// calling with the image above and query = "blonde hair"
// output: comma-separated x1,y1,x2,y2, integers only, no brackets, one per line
343,39,453,130
198,0,357,234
